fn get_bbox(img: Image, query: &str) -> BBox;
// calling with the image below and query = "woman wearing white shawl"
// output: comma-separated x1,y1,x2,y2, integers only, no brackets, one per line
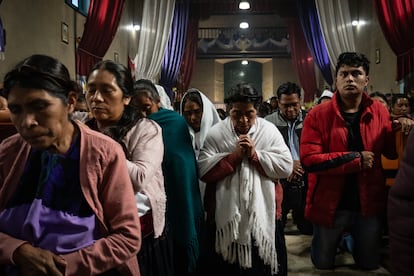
180,89,221,203
198,83,293,275
180,88,221,157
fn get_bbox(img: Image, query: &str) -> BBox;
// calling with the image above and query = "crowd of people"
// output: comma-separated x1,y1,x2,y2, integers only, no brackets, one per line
0,52,413,276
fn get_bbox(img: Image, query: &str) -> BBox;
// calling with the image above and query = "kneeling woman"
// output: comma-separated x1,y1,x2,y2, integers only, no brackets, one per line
85,60,172,276
0,55,141,275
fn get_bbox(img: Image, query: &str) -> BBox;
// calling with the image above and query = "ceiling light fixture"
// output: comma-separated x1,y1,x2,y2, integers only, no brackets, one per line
133,24,141,31
239,21,249,29
351,20,359,26
241,60,248,65
239,1,250,10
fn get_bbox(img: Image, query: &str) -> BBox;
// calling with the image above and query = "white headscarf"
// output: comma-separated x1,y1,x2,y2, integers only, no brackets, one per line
155,84,174,110
180,89,221,158
180,89,222,204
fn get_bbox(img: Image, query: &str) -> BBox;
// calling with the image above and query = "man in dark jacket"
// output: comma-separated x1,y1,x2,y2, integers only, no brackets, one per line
265,82,312,235
300,52,401,271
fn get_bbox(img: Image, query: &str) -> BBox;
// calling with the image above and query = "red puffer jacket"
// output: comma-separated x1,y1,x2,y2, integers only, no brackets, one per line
300,92,397,227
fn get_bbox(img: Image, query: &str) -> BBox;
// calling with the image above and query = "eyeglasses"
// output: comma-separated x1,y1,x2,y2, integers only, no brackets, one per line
279,102,299,109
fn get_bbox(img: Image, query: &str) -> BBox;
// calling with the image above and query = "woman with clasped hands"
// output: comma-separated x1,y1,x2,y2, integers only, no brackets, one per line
0,55,141,275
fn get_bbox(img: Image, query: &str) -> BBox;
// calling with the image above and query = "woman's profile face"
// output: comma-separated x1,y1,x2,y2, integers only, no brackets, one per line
86,69,130,128
7,86,74,151
183,100,202,132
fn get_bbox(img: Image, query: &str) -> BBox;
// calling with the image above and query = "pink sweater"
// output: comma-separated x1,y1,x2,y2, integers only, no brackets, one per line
0,121,141,275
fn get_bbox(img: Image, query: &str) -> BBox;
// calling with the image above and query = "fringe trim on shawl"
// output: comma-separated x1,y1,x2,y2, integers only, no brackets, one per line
215,212,278,275
251,211,278,274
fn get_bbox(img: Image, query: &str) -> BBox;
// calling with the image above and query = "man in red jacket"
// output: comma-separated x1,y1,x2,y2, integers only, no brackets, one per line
300,52,412,271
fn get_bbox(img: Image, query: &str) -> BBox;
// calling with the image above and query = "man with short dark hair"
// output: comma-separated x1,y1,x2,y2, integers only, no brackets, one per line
300,52,400,270
198,83,293,275
265,82,312,235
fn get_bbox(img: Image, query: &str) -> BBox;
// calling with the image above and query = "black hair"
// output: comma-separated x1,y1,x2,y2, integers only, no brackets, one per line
258,101,272,117
87,60,141,154
369,91,389,106
224,83,261,107
133,79,160,103
88,60,135,98
181,88,203,113
77,92,87,103
216,108,227,120
276,82,301,99
2,54,81,103
335,52,370,76
391,93,409,107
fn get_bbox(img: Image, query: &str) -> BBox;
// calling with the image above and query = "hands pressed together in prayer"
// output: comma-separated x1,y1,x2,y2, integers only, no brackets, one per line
13,243,66,276
236,134,255,159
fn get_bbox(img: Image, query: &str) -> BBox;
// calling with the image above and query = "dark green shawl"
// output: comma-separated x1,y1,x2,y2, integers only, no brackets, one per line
148,108,204,272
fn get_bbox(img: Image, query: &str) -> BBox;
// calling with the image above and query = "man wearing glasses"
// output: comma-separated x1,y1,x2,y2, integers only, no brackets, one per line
265,82,313,235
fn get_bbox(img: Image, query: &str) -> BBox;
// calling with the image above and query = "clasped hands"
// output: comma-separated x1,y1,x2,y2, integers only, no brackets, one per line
236,134,255,159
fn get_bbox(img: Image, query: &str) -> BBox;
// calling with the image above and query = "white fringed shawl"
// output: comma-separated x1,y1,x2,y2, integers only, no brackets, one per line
198,117,293,274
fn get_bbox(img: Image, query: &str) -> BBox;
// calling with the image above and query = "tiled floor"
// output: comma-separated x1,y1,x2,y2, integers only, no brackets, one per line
284,216,391,276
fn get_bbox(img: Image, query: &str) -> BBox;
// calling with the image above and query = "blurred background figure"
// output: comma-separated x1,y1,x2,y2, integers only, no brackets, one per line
71,92,91,122
74,93,89,112
0,94,10,122
156,84,174,110
369,91,390,111
388,128,414,276
0,83,9,120
257,101,272,118
269,96,279,113
317,89,333,104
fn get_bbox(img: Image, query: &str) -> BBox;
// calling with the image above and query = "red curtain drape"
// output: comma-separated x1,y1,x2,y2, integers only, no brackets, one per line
373,0,414,81
176,17,199,102
76,0,126,77
288,18,317,103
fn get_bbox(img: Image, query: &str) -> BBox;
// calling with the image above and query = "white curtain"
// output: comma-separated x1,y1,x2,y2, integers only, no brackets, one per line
315,0,356,72
133,0,175,82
